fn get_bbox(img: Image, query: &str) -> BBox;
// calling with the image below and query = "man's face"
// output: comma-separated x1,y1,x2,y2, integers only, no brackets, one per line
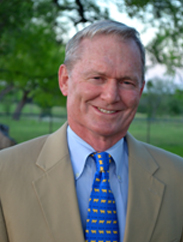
59,35,144,146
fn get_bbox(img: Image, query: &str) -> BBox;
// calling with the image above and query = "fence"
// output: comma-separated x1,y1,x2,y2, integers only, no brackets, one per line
0,113,183,157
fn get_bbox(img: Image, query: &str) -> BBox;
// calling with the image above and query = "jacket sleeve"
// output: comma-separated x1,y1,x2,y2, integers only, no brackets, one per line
0,201,9,242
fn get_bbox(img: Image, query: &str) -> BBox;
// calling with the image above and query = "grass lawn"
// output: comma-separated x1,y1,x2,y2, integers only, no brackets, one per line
0,116,66,143
0,112,183,157
129,119,183,157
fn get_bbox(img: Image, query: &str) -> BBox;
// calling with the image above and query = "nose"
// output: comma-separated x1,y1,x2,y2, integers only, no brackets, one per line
100,79,120,104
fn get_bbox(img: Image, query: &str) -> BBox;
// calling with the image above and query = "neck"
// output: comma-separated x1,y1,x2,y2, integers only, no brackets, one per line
69,124,126,152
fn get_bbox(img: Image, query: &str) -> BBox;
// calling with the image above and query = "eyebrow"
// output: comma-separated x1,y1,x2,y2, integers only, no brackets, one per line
117,75,139,83
82,70,105,76
82,69,141,84
87,70,138,79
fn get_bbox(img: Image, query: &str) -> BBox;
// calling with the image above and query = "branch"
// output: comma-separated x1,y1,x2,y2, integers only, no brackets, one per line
75,0,88,23
53,0,88,25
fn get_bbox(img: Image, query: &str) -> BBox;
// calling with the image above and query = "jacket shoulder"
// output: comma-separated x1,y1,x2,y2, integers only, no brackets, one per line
142,141,183,165
0,135,49,166
126,132,183,171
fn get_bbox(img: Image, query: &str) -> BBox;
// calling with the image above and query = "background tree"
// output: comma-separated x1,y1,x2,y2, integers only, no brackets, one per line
0,0,111,119
169,88,183,115
120,0,183,76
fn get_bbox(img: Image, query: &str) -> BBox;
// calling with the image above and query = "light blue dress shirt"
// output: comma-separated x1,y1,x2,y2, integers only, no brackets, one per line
67,126,129,242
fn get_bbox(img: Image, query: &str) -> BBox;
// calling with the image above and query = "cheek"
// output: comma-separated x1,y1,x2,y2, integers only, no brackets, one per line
121,90,141,108
77,82,101,102
67,83,94,111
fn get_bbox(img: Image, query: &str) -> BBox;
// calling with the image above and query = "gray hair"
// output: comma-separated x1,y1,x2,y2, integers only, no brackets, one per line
64,20,145,81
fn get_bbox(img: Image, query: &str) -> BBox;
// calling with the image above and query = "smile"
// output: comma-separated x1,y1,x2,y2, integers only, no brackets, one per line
97,107,116,114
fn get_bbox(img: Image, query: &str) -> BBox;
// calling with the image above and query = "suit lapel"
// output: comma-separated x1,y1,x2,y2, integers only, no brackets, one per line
32,123,85,242
123,133,165,242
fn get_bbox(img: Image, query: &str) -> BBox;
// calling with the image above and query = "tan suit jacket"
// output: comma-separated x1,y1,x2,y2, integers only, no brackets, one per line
0,122,183,242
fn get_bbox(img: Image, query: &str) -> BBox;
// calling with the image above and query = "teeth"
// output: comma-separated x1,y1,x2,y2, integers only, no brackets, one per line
98,107,116,114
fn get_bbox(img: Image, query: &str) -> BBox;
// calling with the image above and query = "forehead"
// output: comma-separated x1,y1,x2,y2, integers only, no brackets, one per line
74,35,142,77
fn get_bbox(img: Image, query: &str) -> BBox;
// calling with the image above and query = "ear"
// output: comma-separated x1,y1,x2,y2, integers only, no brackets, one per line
58,64,69,96
139,80,145,97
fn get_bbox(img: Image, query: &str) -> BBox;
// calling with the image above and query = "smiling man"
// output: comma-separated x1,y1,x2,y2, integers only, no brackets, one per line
0,20,183,242
59,34,144,151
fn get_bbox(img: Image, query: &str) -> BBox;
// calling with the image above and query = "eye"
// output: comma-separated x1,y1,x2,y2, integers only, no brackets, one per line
93,76,101,80
119,78,138,89
119,79,134,85
124,81,132,85
89,76,104,85
91,76,104,84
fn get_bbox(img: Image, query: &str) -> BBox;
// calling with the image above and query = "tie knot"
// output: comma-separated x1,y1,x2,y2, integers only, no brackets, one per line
91,152,112,172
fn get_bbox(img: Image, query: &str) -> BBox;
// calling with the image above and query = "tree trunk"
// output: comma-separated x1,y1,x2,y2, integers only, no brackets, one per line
0,84,14,101
12,90,30,120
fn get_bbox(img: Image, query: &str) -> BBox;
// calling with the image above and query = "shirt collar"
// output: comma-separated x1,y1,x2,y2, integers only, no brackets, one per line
67,126,125,180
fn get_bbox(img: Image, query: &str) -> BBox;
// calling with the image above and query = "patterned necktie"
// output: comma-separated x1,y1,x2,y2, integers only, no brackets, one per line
85,152,119,242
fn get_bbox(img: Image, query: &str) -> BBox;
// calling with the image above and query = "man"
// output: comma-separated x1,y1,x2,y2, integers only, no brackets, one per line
0,20,183,242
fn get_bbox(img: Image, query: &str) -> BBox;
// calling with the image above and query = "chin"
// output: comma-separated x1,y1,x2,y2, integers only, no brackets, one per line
92,125,124,138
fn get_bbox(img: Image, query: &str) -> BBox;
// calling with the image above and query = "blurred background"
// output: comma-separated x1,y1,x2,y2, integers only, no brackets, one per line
0,0,183,156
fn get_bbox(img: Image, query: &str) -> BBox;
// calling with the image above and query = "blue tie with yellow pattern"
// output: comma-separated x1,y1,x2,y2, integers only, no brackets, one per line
85,152,119,242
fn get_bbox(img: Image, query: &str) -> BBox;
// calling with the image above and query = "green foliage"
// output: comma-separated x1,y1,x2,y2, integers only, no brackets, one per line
0,0,68,115
169,89,183,115
0,24,66,110
138,77,183,117
123,0,183,73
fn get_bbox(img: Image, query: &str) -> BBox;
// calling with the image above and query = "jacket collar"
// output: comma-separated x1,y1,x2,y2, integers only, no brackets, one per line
33,122,85,242
36,122,69,171
124,132,165,242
